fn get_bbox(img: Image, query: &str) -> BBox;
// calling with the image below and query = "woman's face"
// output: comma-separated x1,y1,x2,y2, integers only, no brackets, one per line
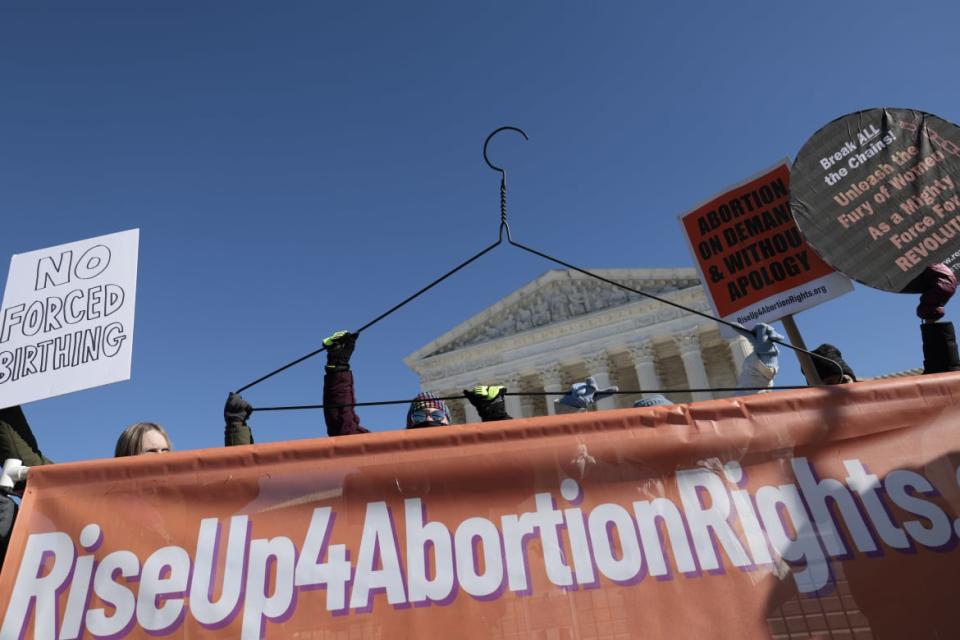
139,429,171,455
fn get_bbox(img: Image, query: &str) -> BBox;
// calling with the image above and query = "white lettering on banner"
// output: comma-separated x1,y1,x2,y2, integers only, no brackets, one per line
86,550,139,637
350,502,407,609
137,547,191,634
242,537,297,639
189,516,250,626
4,456,960,639
403,499,454,604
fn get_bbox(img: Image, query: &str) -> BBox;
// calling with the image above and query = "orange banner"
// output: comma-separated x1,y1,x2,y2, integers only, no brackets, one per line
3,374,960,639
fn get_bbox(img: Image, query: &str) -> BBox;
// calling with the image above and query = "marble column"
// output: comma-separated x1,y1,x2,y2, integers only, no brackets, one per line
627,339,662,399
540,363,565,416
503,374,524,419
447,393,468,425
431,389,458,424
728,335,752,376
462,396,481,424
675,329,712,401
583,351,618,410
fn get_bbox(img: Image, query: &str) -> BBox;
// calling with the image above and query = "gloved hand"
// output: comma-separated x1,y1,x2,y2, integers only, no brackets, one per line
224,392,252,425
463,385,511,422
917,263,957,322
747,323,783,370
323,330,357,370
557,376,618,410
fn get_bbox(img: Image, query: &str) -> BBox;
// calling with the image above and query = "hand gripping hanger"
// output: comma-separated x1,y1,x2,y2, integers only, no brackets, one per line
238,126,842,399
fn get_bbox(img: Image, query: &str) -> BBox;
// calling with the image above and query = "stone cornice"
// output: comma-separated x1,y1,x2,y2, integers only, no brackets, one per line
408,287,707,371
410,290,720,386
405,267,701,364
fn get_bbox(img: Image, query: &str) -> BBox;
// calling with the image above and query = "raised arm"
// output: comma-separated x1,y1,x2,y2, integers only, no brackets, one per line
322,331,369,436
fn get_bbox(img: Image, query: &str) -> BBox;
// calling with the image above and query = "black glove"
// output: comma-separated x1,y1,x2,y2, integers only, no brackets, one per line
224,392,252,425
921,321,960,374
464,385,512,422
324,331,357,371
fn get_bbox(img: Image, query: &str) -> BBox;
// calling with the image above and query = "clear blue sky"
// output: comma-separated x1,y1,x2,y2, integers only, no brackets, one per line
2,1,959,462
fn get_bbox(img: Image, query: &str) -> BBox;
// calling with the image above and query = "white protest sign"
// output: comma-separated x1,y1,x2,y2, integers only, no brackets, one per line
0,229,139,408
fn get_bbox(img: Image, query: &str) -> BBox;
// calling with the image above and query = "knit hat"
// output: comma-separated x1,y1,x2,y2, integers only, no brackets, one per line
633,394,673,408
407,392,451,428
811,344,856,383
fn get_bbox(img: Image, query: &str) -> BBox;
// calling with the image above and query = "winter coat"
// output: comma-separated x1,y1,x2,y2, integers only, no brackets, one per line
323,368,371,436
921,321,960,374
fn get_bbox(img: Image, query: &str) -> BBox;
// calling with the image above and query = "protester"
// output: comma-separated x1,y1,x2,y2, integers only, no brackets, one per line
0,409,173,572
735,323,783,392
224,331,515,444
915,263,960,374
733,322,852,388
325,330,521,430
1,409,173,464
462,385,512,422
0,492,15,571
0,405,57,568
323,330,464,432
0,410,36,570
0,406,52,469
224,392,255,446
554,376,618,413
114,422,172,456
809,343,856,384
224,273,960,441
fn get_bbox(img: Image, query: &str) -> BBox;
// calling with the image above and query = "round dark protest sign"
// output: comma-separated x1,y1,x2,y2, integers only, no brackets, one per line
791,108,960,293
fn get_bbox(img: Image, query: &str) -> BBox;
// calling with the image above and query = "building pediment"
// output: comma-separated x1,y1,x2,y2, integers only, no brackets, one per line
406,268,700,363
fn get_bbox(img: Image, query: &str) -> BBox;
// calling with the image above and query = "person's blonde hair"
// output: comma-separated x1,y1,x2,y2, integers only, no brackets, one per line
114,422,172,457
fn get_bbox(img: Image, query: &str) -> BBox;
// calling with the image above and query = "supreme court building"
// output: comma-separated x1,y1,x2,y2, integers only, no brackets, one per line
404,268,754,423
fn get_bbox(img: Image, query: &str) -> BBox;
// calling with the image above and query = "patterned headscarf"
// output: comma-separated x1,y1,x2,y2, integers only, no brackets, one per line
406,392,451,428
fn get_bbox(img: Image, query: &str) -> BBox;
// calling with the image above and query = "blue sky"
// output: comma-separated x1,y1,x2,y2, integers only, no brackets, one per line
2,1,959,462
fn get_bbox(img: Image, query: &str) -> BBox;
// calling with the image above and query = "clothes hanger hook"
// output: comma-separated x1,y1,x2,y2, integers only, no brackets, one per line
483,126,529,177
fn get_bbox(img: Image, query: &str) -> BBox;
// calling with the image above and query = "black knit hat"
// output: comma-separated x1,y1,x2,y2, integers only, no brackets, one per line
811,344,856,382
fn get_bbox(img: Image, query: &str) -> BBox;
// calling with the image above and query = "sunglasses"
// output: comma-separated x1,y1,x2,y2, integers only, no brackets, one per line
410,409,448,425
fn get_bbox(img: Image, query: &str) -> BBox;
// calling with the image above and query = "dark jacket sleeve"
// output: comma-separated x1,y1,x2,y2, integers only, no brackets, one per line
324,369,370,436
0,493,17,569
224,420,254,447
0,493,17,574
0,406,53,467
921,321,960,374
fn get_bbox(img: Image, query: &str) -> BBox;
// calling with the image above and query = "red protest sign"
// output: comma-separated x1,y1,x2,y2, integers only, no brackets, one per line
680,162,852,326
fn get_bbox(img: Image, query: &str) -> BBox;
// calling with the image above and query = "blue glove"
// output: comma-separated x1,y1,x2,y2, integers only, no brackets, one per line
748,323,783,369
557,376,618,410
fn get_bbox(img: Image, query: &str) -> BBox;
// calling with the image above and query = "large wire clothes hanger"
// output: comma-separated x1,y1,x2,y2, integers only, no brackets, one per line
237,126,842,410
